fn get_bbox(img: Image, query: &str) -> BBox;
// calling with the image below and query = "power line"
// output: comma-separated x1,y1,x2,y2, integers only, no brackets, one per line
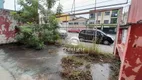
57,7,123,17
63,0,129,13
64,0,97,9
63,0,115,11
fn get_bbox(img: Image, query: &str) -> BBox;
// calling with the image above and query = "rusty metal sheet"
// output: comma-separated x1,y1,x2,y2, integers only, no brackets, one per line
128,0,142,23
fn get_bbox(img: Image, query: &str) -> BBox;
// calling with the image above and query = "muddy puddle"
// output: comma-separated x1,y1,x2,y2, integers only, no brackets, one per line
0,44,67,80
0,44,118,80
91,63,111,80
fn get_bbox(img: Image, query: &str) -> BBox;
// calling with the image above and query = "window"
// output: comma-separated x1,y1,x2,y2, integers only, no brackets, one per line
90,13,95,18
82,22,85,25
96,20,100,24
111,18,117,24
104,20,109,24
74,22,79,25
97,12,101,16
80,30,86,34
111,10,118,17
89,22,94,24
69,23,73,25
111,13,118,17
105,11,110,16
97,31,102,36
87,30,94,35
80,22,85,25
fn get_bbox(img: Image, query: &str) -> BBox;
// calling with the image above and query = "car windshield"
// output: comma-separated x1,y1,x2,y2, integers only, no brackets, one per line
99,30,106,35
94,29,106,35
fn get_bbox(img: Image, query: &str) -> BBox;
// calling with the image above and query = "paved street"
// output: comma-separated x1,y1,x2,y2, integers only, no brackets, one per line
66,32,116,54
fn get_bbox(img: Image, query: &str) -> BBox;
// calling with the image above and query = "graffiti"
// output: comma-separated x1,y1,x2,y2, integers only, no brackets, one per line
0,9,17,44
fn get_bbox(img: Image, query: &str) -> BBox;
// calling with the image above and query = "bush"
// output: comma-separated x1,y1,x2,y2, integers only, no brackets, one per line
16,25,44,49
16,24,59,49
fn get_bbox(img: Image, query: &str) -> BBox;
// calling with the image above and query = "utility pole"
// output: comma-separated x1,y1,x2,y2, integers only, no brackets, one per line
14,0,16,11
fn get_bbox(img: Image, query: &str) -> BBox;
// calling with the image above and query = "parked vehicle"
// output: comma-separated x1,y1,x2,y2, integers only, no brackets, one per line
57,24,68,39
57,29,68,39
68,28,81,33
78,29,114,45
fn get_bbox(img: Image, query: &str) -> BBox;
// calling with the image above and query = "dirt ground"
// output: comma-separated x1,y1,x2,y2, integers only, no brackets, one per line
0,44,120,80
61,54,120,80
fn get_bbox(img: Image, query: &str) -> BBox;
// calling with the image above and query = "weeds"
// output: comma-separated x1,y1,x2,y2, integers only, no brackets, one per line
61,55,120,80
64,43,114,60
61,70,92,80
64,43,101,54
61,56,84,68
61,56,92,80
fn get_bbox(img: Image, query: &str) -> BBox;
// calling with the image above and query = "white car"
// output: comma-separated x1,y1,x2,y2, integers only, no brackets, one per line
57,29,68,39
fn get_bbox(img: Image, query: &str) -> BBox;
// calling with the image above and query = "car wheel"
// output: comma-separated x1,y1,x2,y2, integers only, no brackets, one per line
103,40,110,45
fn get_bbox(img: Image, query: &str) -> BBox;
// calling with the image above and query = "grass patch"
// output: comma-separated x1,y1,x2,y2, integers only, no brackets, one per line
61,56,84,68
61,70,92,80
64,43,114,61
64,43,102,54
61,55,120,80
61,56,92,80
62,42,120,80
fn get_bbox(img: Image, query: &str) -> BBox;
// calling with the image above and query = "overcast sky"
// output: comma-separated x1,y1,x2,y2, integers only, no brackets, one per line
4,0,131,18
4,0,131,10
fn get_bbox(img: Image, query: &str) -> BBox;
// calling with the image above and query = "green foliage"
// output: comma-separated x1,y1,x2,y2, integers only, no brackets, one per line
39,14,60,43
16,23,60,49
11,0,38,24
16,25,44,49
56,4,63,15
12,0,60,49
46,0,56,9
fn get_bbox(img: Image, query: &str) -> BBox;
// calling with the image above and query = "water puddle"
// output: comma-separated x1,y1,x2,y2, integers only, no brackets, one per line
0,44,116,80
91,63,111,80
0,45,67,80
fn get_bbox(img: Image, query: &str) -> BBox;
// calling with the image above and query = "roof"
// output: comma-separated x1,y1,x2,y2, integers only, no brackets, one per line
69,17,87,21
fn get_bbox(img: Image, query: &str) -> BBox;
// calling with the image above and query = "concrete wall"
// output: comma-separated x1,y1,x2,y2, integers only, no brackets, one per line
0,9,17,44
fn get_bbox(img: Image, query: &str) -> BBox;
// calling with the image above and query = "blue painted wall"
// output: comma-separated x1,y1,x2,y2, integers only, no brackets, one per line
0,0,4,9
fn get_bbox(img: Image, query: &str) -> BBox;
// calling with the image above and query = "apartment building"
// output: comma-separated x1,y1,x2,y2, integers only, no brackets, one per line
88,8,120,25
88,7,122,34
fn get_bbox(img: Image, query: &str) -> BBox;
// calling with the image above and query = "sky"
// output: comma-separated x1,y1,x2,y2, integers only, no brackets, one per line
4,0,131,18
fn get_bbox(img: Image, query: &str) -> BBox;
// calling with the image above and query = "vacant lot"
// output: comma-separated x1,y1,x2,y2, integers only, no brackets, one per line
0,44,120,80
